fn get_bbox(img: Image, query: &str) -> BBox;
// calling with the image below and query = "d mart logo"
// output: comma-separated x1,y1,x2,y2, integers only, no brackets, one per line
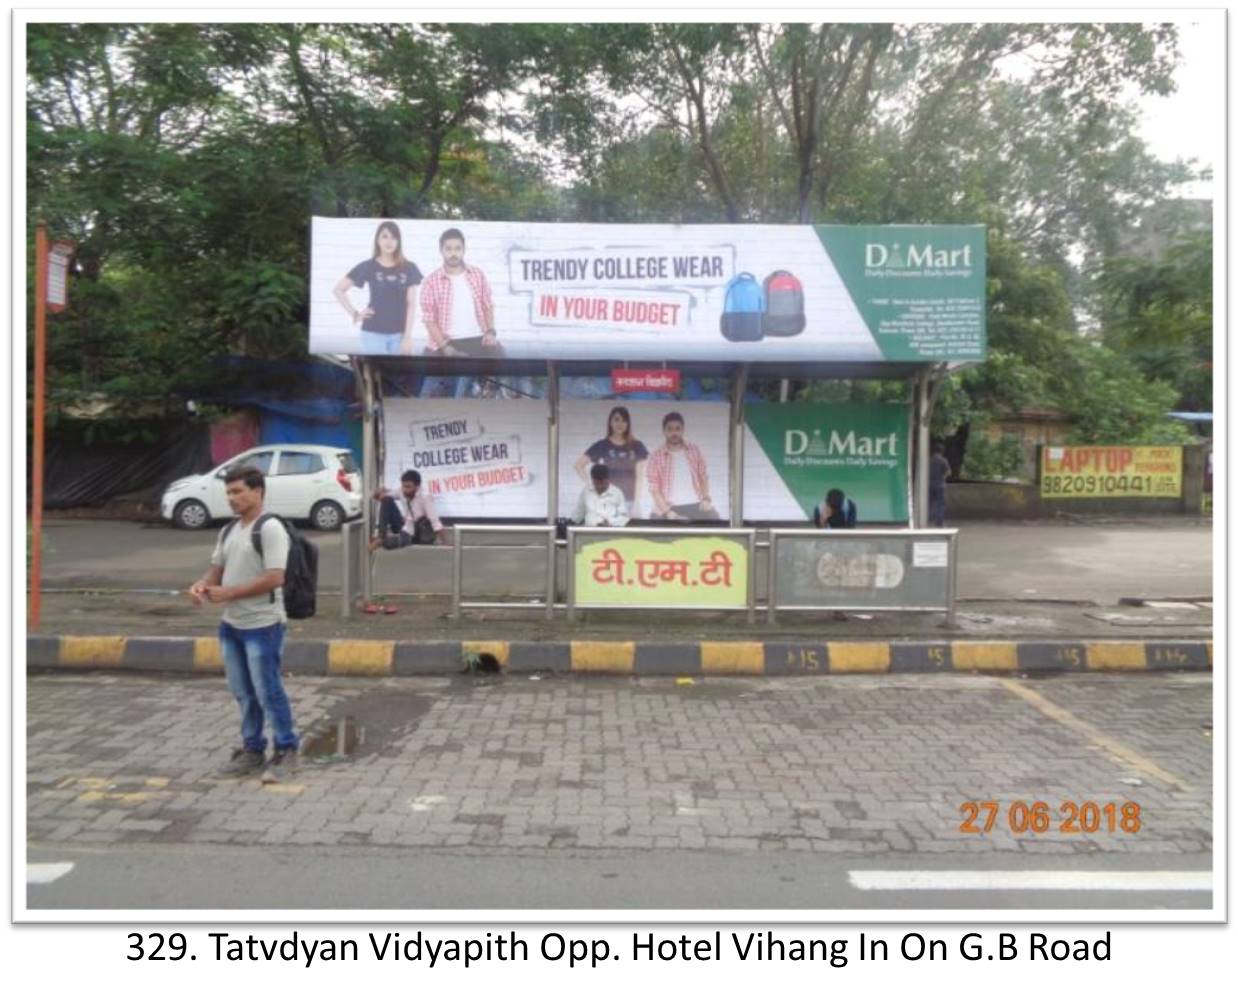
865,242,973,270
786,429,899,457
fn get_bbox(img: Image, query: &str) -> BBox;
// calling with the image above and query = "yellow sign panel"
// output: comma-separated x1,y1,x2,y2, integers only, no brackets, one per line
575,536,749,608
1041,446,1182,499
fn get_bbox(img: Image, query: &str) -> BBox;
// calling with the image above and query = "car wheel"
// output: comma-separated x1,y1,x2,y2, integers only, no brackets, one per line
310,500,344,531
174,499,211,530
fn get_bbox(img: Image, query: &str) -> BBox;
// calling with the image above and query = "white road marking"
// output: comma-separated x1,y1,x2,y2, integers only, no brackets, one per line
849,870,1213,892
27,862,75,885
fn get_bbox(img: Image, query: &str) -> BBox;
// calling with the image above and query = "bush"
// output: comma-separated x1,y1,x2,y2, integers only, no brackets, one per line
962,434,1025,481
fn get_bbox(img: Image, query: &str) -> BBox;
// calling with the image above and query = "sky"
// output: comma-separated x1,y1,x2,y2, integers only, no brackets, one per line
1130,18,1221,199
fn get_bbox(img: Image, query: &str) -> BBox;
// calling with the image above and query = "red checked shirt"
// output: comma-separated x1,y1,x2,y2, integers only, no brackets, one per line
420,265,495,344
646,442,711,510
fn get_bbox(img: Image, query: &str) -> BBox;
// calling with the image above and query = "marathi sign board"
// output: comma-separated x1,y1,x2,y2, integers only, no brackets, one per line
743,401,910,522
382,399,548,517
310,219,985,363
771,531,955,613
611,369,681,393
573,533,750,609
557,400,729,522
1040,446,1182,499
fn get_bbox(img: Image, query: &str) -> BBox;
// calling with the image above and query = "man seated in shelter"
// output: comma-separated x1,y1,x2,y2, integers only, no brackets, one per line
370,469,451,551
572,463,630,527
813,487,857,529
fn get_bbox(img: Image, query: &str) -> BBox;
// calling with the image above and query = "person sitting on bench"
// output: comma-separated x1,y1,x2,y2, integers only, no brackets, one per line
370,470,450,551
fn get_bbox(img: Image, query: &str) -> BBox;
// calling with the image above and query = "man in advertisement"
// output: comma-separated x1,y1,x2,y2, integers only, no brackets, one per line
647,411,719,521
420,227,504,358
572,463,630,528
370,470,451,551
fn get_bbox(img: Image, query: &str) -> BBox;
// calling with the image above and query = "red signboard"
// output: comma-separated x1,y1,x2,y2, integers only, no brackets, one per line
610,369,681,394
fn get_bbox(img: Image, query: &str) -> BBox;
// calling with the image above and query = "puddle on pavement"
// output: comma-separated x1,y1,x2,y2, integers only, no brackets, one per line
301,689,436,764
301,716,364,763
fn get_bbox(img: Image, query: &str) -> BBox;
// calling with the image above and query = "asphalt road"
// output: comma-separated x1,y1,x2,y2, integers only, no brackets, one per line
40,518,1213,602
26,845,1212,911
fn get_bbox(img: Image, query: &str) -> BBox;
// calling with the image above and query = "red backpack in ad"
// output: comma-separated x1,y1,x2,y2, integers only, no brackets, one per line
762,270,805,336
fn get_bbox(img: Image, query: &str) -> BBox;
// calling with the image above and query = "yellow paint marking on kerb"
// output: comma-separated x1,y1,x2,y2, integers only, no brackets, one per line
571,642,634,672
827,642,891,673
952,642,1018,671
193,638,224,671
700,642,764,674
59,636,126,666
998,678,1192,792
462,641,510,667
1085,643,1147,671
327,641,394,676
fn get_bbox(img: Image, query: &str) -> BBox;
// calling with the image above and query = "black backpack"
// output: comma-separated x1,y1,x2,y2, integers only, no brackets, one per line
221,513,319,619
762,270,806,336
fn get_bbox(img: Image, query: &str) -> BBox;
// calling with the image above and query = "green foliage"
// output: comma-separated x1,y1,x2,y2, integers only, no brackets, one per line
25,19,1208,443
960,433,1025,481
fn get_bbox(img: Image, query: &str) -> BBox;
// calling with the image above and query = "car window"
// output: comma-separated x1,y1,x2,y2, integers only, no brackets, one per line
336,452,359,474
222,450,274,476
275,451,324,476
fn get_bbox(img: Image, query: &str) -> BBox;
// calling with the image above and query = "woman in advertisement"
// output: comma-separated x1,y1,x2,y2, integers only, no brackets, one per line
332,221,423,355
574,406,650,517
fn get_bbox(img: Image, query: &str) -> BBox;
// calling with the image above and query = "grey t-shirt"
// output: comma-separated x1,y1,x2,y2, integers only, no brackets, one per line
210,516,290,628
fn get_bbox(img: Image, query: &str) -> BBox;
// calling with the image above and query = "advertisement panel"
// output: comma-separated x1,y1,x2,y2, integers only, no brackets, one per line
382,399,548,517
310,219,985,362
773,533,952,610
558,400,730,522
743,402,910,523
574,535,749,608
1040,446,1183,499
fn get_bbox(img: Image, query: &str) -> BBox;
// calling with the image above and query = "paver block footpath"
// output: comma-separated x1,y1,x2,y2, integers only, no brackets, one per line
25,635,1213,677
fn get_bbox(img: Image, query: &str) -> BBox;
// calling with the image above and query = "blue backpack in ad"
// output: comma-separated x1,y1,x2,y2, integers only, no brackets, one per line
720,273,765,342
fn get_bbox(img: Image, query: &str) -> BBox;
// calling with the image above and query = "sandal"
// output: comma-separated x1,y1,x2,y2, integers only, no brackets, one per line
383,605,399,615
363,603,381,614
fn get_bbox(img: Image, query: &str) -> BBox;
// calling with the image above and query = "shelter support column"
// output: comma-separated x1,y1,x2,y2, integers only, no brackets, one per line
547,362,559,524
359,359,377,604
729,364,749,527
913,369,931,528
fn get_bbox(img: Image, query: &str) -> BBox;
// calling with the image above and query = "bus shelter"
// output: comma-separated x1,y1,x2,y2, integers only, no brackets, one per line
312,220,986,621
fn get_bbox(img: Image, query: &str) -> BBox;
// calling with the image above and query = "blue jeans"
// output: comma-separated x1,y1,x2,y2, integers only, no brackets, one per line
219,621,298,753
359,330,405,354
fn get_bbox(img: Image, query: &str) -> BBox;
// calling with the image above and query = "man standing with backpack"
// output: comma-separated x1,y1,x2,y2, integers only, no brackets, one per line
189,465,300,782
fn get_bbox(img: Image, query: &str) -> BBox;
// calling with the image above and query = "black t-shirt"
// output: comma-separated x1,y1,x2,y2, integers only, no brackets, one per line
346,258,423,334
584,438,650,502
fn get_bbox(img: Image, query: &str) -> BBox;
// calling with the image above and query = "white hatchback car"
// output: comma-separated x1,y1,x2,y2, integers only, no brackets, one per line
161,444,363,531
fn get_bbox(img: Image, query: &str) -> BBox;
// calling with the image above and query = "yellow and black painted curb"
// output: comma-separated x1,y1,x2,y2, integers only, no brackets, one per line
27,635,1212,677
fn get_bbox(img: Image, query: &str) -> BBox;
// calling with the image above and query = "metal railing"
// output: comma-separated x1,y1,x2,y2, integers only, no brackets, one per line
766,528,959,625
450,524,557,620
566,526,758,623
340,519,367,618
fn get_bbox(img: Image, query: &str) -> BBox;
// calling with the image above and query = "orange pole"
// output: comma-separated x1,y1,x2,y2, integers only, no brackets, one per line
30,223,47,628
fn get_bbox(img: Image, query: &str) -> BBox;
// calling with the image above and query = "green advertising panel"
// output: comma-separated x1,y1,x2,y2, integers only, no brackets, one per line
815,225,986,362
744,401,909,523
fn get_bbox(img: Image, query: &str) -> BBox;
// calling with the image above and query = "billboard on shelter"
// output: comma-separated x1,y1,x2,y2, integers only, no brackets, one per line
743,401,910,523
382,399,548,518
310,219,985,363
558,400,730,521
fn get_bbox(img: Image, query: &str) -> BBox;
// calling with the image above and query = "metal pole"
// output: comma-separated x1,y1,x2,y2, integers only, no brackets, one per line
360,361,377,604
29,223,48,629
746,529,756,624
451,525,465,620
730,364,749,527
545,527,555,620
914,369,931,528
547,361,559,525
766,532,779,625
566,528,576,623
946,529,959,628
